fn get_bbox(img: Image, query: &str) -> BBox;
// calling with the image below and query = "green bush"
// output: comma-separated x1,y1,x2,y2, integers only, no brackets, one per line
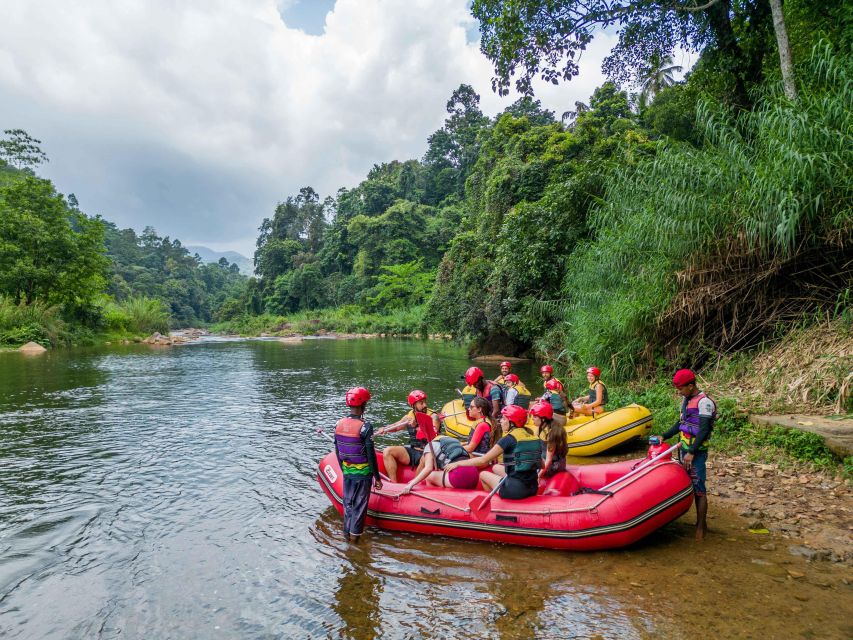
100,296,171,335
0,296,65,346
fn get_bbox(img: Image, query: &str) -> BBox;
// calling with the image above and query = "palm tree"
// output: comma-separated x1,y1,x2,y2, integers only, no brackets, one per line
638,55,683,103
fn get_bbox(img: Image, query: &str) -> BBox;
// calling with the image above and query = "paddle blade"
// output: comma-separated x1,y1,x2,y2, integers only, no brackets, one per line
415,410,437,442
468,494,492,520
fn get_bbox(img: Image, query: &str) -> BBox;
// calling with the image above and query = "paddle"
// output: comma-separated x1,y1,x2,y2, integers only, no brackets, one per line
469,475,507,520
599,442,680,492
414,410,438,442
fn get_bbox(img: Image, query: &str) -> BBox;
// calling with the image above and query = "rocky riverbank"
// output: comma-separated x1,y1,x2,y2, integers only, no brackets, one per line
708,453,852,564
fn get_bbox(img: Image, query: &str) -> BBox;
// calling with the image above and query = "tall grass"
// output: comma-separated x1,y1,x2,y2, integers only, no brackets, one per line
541,42,852,379
101,296,171,335
0,296,66,346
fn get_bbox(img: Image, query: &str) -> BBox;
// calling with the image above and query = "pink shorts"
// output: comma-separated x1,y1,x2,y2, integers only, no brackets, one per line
445,466,480,490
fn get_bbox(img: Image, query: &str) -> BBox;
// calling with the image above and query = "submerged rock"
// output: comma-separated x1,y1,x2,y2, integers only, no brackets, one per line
18,342,47,353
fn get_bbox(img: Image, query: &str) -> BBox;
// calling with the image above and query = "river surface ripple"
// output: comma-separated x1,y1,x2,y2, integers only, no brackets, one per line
0,339,849,639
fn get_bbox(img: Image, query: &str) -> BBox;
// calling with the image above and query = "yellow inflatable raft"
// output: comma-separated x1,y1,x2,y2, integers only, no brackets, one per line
440,399,652,456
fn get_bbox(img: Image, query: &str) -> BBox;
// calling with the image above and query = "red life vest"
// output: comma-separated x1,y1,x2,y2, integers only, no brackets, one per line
335,416,367,464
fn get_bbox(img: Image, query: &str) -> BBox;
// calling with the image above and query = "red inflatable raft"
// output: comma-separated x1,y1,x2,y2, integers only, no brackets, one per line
317,444,694,551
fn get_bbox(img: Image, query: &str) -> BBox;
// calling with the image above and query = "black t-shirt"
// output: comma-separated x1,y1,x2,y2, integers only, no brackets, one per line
497,433,538,486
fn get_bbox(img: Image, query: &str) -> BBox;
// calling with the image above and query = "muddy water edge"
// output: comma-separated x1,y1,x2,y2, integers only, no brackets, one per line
0,338,850,639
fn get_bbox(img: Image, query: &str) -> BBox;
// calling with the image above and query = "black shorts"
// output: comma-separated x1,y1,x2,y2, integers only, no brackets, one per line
403,445,423,468
499,474,538,500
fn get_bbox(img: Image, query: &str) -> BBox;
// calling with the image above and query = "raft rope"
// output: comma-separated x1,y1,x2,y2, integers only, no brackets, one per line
373,489,471,513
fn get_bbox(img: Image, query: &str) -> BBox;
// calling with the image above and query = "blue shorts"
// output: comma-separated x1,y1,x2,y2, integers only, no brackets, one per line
680,449,707,497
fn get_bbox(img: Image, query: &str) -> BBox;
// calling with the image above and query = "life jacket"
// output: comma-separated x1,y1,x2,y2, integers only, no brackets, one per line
405,409,434,450
334,416,367,465
588,381,608,406
431,437,469,469
466,420,492,454
679,391,717,451
502,381,532,409
503,427,542,475
461,382,496,408
543,388,566,414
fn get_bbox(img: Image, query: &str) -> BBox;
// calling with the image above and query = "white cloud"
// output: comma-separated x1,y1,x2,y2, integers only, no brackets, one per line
0,0,628,256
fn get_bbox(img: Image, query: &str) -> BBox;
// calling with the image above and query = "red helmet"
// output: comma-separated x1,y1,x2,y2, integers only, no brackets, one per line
345,386,371,407
529,400,554,420
500,361,512,369
545,378,562,391
464,366,484,385
673,369,696,387
540,365,553,374
407,389,427,406
505,373,519,384
501,404,528,428
586,366,601,377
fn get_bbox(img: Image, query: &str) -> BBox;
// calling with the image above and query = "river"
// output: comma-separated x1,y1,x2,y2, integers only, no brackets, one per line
0,339,849,639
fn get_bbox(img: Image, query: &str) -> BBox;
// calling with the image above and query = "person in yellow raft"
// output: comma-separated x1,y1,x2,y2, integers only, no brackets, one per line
571,366,609,416
539,365,569,426
375,390,440,483
444,405,541,500
493,360,513,385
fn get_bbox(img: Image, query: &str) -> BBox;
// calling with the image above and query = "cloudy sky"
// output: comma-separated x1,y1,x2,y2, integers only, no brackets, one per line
0,0,692,257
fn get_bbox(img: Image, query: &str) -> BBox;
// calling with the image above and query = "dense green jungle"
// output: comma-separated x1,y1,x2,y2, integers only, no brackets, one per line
2,0,850,393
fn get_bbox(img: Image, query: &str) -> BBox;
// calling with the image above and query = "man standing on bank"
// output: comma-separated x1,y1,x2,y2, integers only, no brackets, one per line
662,369,716,540
334,387,382,542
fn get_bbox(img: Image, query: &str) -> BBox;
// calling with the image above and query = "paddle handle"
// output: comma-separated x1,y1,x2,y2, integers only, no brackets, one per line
599,443,680,492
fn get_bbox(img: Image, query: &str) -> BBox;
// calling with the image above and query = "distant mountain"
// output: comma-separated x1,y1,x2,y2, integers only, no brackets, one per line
186,246,253,275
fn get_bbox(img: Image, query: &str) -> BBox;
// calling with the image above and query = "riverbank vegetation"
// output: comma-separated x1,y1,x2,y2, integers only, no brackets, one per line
1,1,849,441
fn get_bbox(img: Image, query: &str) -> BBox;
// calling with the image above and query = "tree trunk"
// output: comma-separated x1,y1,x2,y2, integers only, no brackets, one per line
769,0,797,101
706,0,751,110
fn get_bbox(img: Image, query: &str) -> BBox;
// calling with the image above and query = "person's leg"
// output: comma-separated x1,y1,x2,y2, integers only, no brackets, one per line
342,476,355,541
491,464,506,476
382,446,411,483
348,477,372,543
425,470,445,487
479,470,502,491
692,451,708,540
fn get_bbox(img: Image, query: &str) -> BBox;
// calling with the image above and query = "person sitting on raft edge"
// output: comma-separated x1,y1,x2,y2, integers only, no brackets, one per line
661,368,716,541
530,400,567,480
462,366,501,419
375,389,440,483
539,365,569,420
572,366,608,416
401,435,479,492
334,387,382,543
443,405,541,500
462,397,498,455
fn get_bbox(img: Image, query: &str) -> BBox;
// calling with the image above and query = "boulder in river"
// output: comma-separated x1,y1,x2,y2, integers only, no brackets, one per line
18,341,47,353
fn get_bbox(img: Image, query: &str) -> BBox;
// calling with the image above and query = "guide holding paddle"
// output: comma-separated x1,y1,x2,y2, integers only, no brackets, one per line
334,387,382,543
376,390,440,482
662,368,717,541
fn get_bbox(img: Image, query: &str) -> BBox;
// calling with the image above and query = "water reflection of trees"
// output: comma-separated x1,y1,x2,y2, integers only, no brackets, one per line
332,549,384,640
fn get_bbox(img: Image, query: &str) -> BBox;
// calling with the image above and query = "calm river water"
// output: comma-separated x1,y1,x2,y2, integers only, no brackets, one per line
0,339,849,639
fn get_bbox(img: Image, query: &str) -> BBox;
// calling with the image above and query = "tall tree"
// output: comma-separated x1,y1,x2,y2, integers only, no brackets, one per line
0,129,49,170
471,0,774,108
639,54,683,102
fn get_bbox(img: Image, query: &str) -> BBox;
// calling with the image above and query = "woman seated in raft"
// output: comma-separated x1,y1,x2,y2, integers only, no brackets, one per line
542,378,569,427
443,405,541,500
376,390,440,482
463,397,499,455
400,436,479,493
530,400,568,480
571,366,608,416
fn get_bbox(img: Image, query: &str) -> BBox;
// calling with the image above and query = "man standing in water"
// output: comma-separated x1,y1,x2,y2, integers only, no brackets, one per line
662,369,716,540
334,387,382,543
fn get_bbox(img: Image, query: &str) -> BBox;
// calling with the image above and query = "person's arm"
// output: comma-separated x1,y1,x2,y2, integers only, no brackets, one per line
362,423,382,487
402,449,435,493
539,444,555,479
463,423,490,453
661,422,681,440
376,415,412,436
444,442,505,471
